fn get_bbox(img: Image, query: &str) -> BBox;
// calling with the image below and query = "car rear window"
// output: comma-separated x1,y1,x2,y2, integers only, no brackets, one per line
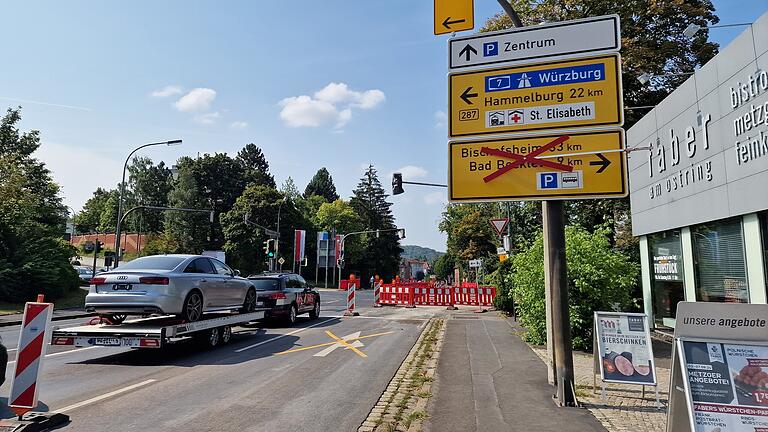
117,256,186,270
250,278,280,290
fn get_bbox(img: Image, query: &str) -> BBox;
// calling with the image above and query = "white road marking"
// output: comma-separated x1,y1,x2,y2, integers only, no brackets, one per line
314,331,363,357
234,318,335,353
7,346,100,364
7,348,17,353
324,300,340,304
55,379,157,413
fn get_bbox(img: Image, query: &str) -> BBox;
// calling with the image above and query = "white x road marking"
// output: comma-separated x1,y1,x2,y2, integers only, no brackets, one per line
313,331,363,357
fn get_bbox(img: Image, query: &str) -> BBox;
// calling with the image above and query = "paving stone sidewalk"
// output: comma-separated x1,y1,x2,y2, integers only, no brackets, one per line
529,340,670,432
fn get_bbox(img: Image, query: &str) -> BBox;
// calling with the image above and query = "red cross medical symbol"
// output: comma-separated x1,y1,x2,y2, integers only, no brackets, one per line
510,113,521,123
481,135,573,183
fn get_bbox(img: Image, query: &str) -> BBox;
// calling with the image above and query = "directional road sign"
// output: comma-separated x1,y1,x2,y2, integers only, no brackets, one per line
490,218,508,236
449,54,622,138
468,259,482,268
434,0,474,35
449,15,620,69
448,129,627,202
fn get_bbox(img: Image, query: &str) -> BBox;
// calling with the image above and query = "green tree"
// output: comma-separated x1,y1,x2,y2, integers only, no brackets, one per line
280,177,301,202
480,1,719,251
165,164,209,254
304,167,339,202
432,254,455,281
74,188,113,233
349,165,402,282
127,156,172,233
237,143,275,188
0,107,79,301
510,226,638,349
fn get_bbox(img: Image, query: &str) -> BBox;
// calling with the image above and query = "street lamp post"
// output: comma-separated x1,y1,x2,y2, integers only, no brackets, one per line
114,139,182,268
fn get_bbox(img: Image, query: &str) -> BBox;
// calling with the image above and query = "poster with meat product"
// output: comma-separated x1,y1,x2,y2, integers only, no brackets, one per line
595,312,657,385
681,341,768,432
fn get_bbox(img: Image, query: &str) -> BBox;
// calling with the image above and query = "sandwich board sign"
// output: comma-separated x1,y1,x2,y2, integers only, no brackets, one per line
667,302,768,432
449,14,620,69
593,311,659,405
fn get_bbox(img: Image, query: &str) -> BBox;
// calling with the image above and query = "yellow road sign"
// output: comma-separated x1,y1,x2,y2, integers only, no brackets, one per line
449,54,623,138
449,129,627,202
434,0,474,35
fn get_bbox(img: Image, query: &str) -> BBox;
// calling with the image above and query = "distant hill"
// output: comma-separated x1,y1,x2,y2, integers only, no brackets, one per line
401,245,444,263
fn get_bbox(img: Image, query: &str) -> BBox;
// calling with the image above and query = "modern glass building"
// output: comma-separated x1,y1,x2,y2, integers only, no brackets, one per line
628,11,768,330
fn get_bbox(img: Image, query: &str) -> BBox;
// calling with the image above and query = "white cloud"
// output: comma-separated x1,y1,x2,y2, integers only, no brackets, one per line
279,82,385,129
175,88,217,112
194,111,221,125
424,191,446,205
434,110,447,128
151,85,183,98
395,165,428,179
230,121,248,130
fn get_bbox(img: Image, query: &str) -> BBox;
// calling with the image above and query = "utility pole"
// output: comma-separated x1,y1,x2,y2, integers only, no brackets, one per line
496,0,575,406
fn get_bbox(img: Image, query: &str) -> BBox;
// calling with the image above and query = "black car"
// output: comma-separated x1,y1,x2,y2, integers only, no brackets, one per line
0,335,7,387
247,273,320,325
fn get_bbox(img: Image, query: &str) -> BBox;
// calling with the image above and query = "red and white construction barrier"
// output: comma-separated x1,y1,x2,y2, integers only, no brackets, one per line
373,282,381,308
344,282,359,316
9,300,53,417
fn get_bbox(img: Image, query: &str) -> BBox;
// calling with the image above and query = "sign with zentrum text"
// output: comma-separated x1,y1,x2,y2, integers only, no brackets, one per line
449,54,623,138
449,15,620,69
449,129,627,202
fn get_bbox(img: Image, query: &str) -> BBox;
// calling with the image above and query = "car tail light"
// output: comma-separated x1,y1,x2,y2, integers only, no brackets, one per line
270,292,286,300
138,277,169,285
139,338,161,348
91,277,106,285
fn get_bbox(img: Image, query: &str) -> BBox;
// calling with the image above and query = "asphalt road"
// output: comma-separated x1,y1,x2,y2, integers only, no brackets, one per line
1,289,437,432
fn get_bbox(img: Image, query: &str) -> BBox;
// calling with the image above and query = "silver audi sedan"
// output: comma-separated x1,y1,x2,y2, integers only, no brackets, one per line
85,254,258,323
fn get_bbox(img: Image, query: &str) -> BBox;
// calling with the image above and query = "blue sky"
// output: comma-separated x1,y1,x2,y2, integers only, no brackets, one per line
1,1,766,251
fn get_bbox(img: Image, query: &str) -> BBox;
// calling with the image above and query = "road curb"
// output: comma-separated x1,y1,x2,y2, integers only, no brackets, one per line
358,317,446,432
0,313,96,328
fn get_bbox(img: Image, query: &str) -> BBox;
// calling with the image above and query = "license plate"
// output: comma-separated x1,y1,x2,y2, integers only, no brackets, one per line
112,284,132,291
92,337,121,346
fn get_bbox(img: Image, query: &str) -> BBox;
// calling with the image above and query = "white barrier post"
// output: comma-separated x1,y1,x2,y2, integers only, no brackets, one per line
344,281,359,316
374,282,381,308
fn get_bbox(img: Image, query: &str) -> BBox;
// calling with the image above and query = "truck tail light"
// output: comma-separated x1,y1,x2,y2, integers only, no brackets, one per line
138,277,169,285
139,338,161,348
53,337,75,345
270,292,286,300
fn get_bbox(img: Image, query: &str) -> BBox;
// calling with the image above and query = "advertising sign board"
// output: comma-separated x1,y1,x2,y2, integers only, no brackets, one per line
449,14,620,69
667,302,768,432
594,312,657,386
448,54,623,138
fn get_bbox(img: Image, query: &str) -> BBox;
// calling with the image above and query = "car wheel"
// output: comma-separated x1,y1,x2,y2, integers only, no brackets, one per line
285,304,298,326
241,288,257,313
205,327,220,347
221,325,232,344
309,299,320,320
181,290,204,322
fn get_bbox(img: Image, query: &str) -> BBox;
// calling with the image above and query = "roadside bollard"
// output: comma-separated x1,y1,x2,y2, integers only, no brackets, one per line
373,282,381,308
344,281,359,316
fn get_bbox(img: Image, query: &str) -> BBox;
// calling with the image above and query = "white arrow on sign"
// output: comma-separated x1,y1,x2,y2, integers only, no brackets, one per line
314,331,364,357
490,218,509,236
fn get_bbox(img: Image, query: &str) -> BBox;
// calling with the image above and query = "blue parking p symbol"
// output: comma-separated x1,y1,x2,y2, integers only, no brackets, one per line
539,173,559,189
484,42,498,57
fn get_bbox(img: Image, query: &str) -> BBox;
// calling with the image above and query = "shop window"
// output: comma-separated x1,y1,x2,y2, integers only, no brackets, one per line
648,230,685,328
692,218,748,303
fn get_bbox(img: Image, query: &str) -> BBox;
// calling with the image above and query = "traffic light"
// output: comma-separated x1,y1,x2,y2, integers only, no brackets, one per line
263,239,276,259
392,173,404,195
94,240,104,254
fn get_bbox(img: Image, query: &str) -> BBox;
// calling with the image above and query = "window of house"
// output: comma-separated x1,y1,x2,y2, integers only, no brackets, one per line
648,230,685,328
692,218,748,303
